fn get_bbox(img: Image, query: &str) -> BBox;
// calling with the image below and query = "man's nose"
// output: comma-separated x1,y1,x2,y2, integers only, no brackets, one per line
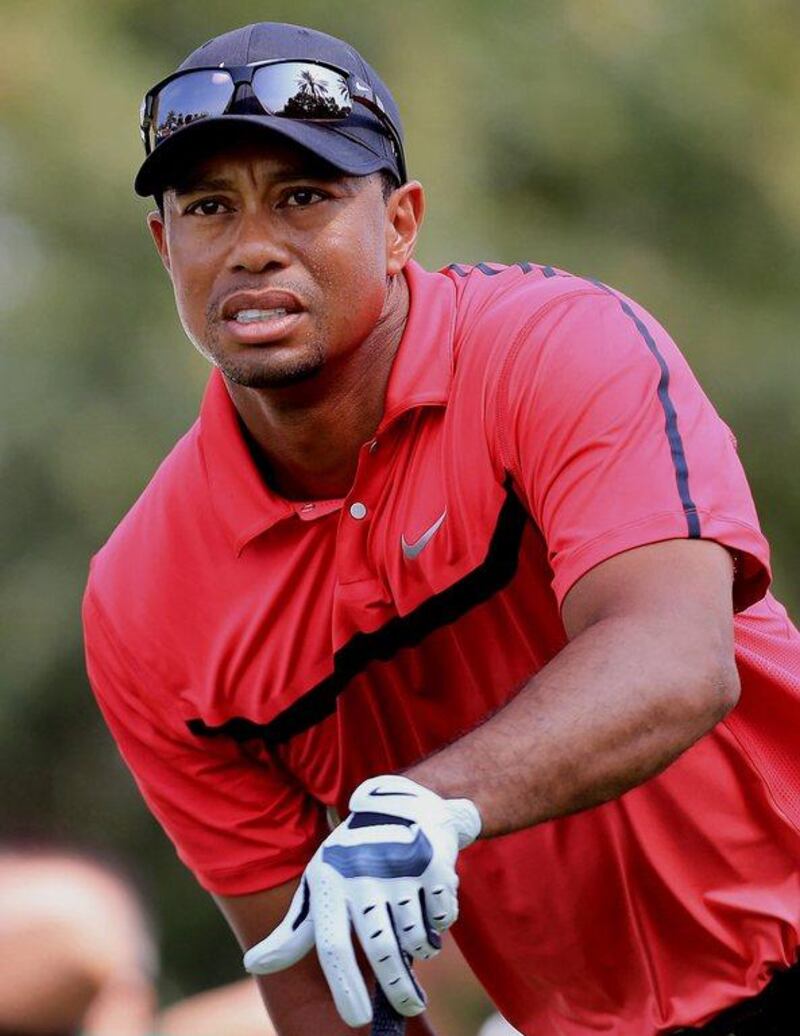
228,211,291,274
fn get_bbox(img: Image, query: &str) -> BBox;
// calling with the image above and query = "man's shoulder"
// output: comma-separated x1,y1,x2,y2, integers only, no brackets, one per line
442,260,608,374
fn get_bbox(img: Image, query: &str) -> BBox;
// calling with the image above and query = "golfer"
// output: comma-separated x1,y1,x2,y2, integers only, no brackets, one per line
83,21,800,1036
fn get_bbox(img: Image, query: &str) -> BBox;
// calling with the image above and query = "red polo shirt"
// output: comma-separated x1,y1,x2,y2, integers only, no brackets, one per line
84,259,800,1034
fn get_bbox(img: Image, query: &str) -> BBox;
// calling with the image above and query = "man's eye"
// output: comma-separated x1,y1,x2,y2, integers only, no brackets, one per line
186,198,229,216
285,188,326,208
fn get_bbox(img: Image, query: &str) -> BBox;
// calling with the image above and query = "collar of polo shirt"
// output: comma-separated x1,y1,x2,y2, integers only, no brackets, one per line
199,260,455,556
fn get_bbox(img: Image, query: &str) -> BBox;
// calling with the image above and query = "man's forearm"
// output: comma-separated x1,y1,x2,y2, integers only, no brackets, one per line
406,612,738,838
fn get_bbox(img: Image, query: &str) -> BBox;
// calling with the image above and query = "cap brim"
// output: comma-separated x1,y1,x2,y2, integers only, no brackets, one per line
134,114,391,197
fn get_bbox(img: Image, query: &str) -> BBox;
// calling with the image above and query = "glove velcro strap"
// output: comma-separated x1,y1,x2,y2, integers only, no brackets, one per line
348,811,414,829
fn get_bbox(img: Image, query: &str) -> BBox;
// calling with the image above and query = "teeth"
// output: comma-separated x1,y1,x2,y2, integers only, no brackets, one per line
234,308,289,323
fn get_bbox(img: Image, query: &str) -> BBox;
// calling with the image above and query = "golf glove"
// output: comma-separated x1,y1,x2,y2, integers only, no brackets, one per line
243,774,482,1027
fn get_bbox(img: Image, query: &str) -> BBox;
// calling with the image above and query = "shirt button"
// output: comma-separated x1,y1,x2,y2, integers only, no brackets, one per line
349,501,368,520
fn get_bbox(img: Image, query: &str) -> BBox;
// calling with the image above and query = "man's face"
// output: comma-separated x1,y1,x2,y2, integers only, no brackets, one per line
148,135,408,389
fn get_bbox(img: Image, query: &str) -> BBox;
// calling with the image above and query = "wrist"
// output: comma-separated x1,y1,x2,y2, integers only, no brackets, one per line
360,773,482,846
445,796,482,847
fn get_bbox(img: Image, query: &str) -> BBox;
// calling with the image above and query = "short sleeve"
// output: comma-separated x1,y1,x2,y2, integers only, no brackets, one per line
82,583,328,895
492,287,771,612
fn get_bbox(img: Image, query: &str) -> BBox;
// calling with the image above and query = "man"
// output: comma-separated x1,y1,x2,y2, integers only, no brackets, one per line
83,20,800,1036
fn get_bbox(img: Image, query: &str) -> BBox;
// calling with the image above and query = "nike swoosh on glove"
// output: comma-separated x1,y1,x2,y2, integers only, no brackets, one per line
243,774,482,1027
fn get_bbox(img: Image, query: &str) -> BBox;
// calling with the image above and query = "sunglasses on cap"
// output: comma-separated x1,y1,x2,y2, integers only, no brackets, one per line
139,59,407,183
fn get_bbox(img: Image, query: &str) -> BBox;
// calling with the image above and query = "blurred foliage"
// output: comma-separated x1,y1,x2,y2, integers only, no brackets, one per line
2,0,799,1020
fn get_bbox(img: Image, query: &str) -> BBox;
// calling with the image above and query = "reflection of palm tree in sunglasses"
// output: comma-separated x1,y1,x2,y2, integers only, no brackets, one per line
296,69,329,100
284,72,349,119
291,71,351,117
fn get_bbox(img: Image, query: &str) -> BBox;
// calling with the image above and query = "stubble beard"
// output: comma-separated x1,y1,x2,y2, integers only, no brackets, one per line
201,322,327,389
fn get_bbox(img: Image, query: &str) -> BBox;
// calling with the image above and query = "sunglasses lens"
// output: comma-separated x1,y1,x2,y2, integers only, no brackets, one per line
152,70,234,146
252,62,352,120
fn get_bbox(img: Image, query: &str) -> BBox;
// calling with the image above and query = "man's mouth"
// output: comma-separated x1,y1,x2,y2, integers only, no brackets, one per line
221,289,305,322
233,308,290,324
220,290,307,346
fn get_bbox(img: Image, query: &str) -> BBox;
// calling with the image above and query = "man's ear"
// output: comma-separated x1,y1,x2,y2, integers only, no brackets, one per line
385,180,425,276
147,207,172,276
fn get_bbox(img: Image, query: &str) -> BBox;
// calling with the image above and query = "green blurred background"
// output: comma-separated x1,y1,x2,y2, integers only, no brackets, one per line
2,0,799,1023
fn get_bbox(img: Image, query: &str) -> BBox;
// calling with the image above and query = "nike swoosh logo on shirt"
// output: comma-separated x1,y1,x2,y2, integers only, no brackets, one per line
401,509,447,560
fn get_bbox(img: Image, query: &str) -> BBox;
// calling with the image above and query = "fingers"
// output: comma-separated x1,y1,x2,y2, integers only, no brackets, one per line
350,892,427,1017
312,870,373,1027
243,877,315,975
424,879,459,932
351,880,440,965
392,887,442,960
366,903,431,1015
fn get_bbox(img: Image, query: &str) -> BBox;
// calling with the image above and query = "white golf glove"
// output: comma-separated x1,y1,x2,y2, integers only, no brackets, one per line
243,774,481,1027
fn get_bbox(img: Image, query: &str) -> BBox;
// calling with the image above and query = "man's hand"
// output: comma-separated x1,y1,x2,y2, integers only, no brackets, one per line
243,775,481,1028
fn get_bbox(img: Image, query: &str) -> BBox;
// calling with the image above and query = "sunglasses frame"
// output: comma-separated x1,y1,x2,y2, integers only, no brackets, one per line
140,58,407,183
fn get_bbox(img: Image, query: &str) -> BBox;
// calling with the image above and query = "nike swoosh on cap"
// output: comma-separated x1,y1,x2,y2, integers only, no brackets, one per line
368,787,418,797
401,509,447,560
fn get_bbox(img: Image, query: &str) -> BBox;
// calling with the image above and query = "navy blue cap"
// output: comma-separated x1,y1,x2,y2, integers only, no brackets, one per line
134,22,405,197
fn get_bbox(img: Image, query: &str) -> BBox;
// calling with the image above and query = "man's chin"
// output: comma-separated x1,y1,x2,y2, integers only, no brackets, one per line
216,354,324,390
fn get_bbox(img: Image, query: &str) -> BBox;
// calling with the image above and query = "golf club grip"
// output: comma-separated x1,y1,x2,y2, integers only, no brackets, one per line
371,983,406,1035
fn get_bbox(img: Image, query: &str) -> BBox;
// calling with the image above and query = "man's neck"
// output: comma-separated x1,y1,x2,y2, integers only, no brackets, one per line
225,273,410,501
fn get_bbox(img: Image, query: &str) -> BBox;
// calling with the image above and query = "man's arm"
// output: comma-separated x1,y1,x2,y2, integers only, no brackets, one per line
407,537,740,836
214,881,438,1036
224,536,738,1031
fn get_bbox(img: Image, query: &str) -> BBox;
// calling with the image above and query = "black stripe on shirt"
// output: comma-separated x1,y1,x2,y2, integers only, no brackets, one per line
590,279,701,538
187,485,528,746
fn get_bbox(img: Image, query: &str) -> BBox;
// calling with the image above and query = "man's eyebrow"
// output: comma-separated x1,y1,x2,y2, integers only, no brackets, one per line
171,168,349,196
172,176,235,196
